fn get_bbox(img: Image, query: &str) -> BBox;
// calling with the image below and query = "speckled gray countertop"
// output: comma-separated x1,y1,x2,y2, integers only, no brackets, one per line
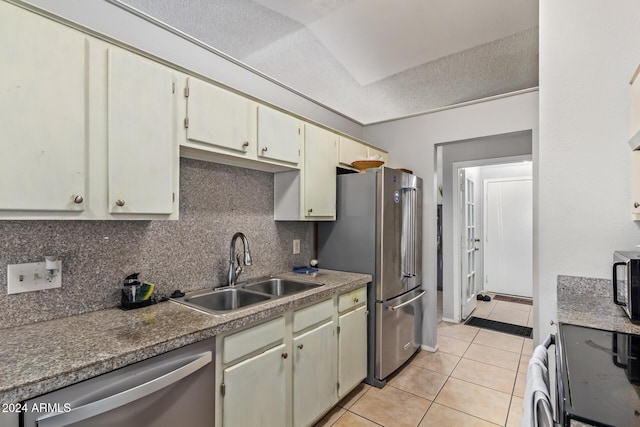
0,269,370,405
557,275,640,335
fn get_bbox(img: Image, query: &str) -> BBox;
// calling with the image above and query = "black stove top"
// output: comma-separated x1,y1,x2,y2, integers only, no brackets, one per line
560,324,640,426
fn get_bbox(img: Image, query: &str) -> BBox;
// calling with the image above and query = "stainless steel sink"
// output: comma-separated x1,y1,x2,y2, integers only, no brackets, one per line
173,278,324,315
179,288,271,314
242,278,323,296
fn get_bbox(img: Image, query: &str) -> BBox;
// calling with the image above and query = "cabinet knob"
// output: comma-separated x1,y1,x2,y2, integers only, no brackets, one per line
297,344,304,350
262,147,268,152
116,199,126,207
72,195,84,204
635,202,639,209
281,352,288,359
242,141,250,148
353,297,359,304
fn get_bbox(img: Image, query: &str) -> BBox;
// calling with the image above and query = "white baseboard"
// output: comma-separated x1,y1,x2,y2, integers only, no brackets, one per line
421,344,438,352
441,317,460,324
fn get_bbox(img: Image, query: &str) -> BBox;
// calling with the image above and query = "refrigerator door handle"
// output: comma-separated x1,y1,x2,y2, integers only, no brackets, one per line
387,290,426,311
36,351,213,427
402,187,417,278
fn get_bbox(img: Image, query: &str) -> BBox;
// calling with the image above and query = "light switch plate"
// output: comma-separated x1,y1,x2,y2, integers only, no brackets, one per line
7,261,62,294
293,239,301,255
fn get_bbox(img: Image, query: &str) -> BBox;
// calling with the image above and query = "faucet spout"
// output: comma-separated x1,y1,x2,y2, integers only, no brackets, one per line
228,232,252,286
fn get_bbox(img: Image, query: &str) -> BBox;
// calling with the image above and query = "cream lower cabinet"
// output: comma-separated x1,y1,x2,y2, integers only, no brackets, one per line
292,300,337,427
216,290,366,427
222,343,288,427
338,305,368,397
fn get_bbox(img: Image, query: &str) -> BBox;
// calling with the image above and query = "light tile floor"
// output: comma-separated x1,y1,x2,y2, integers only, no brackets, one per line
315,320,532,426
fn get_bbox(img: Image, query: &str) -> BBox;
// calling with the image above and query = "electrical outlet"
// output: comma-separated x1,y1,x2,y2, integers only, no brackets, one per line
293,239,301,255
7,261,62,294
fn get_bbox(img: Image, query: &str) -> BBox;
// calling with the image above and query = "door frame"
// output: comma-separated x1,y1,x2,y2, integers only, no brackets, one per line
451,155,532,322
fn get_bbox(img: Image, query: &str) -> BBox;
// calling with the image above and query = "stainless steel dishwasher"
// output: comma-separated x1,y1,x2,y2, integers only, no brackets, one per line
22,337,215,427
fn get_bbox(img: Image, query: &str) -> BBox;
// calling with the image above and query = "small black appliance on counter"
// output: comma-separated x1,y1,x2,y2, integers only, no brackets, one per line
613,251,640,323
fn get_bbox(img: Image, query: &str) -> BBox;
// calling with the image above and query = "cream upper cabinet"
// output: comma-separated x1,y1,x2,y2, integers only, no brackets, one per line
338,136,368,168
184,77,257,158
257,105,302,165
274,123,337,221
107,48,176,215
368,146,389,164
0,2,87,213
305,124,337,218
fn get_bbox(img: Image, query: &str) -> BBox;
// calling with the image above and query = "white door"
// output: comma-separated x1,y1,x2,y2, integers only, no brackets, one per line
460,169,479,319
484,178,533,297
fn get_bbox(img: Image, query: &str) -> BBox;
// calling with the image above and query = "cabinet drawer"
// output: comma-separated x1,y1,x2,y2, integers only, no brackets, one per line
338,287,367,313
293,299,333,333
223,317,285,364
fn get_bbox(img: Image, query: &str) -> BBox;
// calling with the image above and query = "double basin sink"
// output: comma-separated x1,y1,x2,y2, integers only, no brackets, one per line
172,278,323,315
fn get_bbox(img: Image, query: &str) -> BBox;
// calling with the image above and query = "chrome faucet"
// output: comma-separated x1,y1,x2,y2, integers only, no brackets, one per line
228,232,252,286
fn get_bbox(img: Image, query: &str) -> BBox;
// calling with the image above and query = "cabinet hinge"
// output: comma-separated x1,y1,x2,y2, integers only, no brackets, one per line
221,383,226,397
172,82,175,94
337,381,340,391
184,85,190,98
298,128,301,135
337,326,341,335
298,149,301,157
172,192,175,203
184,118,189,129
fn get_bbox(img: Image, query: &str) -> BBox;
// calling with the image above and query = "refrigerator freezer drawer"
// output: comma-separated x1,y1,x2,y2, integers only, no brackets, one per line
375,288,425,380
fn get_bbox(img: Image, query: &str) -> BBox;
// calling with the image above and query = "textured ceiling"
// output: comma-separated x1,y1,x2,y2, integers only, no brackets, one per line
119,0,539,124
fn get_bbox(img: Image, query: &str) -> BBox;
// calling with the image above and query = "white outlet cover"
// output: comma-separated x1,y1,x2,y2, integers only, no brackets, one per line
293,239,301,255
7,261,62,294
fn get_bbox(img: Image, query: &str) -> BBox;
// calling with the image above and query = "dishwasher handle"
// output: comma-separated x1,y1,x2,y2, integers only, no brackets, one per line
36,351,212,427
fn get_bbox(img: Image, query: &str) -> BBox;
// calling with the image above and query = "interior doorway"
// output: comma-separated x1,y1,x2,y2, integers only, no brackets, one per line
453,160,532,321
435,130,533,325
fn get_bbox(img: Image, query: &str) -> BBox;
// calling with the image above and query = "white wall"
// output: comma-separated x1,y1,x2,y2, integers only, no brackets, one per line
16,0,363,138
363,91,538,348
538,0,640,340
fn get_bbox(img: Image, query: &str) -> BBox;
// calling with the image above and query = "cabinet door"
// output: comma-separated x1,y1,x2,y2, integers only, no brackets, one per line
293,320,337,427
338,136,368,167
257,106,301,165
368,146,389,164
338,305,367,397
107,48,175,214
304,124,337,218
0,2,87,211
632,151,640,218
185,77,257,156
222,343,287,427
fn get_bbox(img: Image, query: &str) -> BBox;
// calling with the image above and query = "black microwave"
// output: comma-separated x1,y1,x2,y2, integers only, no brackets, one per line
613,251,640,323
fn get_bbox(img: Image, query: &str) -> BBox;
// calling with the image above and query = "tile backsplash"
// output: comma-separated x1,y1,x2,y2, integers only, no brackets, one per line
0,158,313,329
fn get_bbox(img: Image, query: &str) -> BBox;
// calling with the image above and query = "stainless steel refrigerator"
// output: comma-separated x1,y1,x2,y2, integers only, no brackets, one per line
318,167,424,387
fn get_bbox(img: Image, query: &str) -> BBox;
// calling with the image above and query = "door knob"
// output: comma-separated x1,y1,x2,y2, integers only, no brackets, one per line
281,352,288,359
297,344,304,350
72,195,84,204
635,202,639,209
116,199,126,207
353,297,359,304
262,147,268,152
242,141,250,148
